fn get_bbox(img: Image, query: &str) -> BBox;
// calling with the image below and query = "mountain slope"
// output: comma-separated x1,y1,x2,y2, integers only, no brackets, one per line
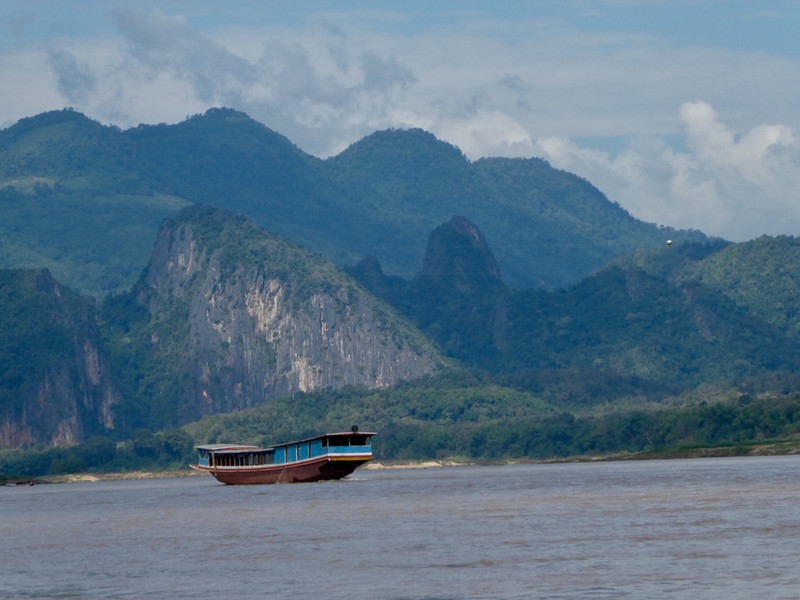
501,265,800,395
350,217,800,407
4,210,800,461
0,268,121,446
471,157,685,288
1,108,709,296
327,129,710,288
0,109,190,293
676,235,800,334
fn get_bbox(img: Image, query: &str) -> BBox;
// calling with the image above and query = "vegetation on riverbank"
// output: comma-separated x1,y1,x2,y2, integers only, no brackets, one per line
5,388,800,481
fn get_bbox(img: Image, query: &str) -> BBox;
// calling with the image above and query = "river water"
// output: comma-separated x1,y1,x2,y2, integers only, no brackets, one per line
2,456,800,599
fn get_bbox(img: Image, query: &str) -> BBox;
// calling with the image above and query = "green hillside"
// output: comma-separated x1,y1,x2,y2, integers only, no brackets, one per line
0,110,190,294
0,269,80,413
0,108,708,297
350,219,800,409
677,236,800,334
0,268,118,446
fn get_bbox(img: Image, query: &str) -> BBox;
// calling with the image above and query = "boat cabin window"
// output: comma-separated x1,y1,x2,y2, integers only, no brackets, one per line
324,434,371,447
227,452,272,466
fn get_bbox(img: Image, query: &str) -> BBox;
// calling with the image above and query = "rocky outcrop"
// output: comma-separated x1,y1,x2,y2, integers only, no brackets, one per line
0,269,121,448
411,216,510,358
135,206,440,422
420,215,504,292
0,208,441,447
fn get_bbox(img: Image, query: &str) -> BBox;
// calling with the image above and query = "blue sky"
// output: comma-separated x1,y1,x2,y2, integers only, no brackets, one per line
2,1,800,241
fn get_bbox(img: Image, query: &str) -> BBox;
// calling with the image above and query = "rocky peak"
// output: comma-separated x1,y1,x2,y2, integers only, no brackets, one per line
419,215,503,293
125,206,442,425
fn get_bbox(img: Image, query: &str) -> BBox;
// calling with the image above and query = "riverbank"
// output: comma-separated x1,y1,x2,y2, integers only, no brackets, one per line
38,469,206,484
635,439,800,460
537,438,800,463
363,459,462,469
17,438,800,485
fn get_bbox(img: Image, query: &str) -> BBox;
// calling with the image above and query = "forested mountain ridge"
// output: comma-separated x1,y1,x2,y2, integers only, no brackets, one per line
0,109,190,293
0,107,708,297
677,236,800,334
610,235,800,336
351,218,800,409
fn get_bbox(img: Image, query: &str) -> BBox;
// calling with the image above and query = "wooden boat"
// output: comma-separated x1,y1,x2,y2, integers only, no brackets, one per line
190,429,375,484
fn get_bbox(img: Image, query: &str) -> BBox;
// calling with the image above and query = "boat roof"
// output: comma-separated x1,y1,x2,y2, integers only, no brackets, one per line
195,443,262,451
271,431,377,448
196,431,376,452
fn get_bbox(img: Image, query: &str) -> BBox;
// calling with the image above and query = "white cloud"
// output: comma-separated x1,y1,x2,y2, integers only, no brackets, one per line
3,5,800,241
0,49,63,128
113,8,260,105
45,45,97,104
536,101,800,241
436,111,533,159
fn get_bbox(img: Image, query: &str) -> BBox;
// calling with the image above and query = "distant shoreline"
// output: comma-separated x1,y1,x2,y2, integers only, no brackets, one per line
363,460,462,470
23,439,800,484
38,469,206,484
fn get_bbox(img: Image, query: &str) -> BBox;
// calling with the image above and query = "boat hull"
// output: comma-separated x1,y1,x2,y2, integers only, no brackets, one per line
192,455,370,485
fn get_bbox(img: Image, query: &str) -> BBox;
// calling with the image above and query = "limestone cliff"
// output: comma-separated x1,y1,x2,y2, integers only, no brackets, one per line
0,269,121,447
419,215,504,292
132,206,440,425
413,216,510,358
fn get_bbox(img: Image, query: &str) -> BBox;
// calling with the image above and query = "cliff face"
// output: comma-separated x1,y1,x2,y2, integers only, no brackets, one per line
411,215,510,359
134,207,440,423
0,269,121,448
420,215,504,292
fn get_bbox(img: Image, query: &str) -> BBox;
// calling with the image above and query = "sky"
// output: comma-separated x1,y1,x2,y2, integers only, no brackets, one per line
1,0,800,242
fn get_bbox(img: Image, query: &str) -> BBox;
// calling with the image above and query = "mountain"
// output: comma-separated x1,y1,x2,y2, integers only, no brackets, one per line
0,206,443,448
410,216,510,360
676,236,800,334
155,222,800,464
0,268,121,446
418,215,505,291
0,109,190,294
321,127,710,288
0,108,708,297
350,217,800,408
99,205,442,433
609,235,800,336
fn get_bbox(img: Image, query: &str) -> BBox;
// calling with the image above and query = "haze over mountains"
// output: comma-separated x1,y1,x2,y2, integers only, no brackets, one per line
4,107,800,466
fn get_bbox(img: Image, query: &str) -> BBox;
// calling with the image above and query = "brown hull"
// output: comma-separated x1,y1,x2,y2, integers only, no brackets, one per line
194,455,370,485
